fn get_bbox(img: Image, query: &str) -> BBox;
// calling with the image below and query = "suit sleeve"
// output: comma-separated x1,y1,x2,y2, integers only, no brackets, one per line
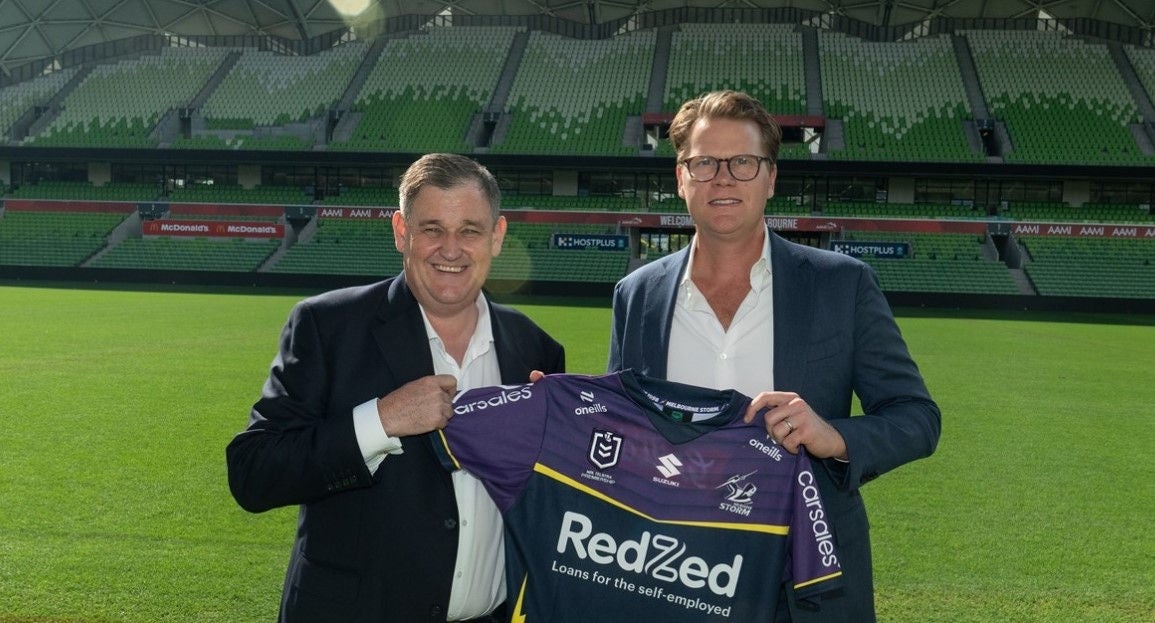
827,263,941,490
607,280,628,373
226,300,372,513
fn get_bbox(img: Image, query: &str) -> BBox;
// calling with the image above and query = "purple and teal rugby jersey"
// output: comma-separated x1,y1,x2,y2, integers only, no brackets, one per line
433,370,843,622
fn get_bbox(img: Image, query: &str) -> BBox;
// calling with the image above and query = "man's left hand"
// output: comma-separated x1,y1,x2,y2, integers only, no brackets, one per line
744,391,848,460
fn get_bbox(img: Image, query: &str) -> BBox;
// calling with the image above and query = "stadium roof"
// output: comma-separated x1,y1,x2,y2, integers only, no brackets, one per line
1,0,1153,80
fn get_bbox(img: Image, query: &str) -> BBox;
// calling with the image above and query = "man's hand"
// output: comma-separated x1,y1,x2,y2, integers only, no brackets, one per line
376,374,458,437
528,370,546,383
744,391,848,460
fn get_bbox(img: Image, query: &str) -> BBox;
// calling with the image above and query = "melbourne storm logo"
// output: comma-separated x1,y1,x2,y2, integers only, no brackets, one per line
587,429,623,470
717,471,758,516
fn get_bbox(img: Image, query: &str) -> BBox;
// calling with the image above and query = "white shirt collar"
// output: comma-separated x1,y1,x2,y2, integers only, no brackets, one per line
419,293,494,361
679,226,773,303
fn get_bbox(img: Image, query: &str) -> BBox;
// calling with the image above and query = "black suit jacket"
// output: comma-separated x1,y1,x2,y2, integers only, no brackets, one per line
226,275,565,622
608,231,940,622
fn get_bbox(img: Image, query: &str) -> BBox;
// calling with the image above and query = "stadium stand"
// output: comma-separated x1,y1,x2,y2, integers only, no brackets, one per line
1126,46,1155,106
1001,201,1155,223
166,184,312,205
1020,236,1155,298
492,30,655,156
0,68,77,142
91,237,279,272
662,23,806,148
840,231,1020,294
0,210,127,267
823,201,985,219
819,32,980,163
270,216,400,276
0,19,1151,307
6,181,159,201
27,47,233,148
963,29,1152,166
191,43,367,142
330,27,521,153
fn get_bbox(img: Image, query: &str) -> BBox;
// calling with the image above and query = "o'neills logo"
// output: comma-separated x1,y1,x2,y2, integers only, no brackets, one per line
797,470,839,568
556,511,742,597
454,387,532,415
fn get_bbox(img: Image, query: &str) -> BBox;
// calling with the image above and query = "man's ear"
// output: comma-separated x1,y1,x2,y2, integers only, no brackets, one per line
491,215,508,257
392,210,407,254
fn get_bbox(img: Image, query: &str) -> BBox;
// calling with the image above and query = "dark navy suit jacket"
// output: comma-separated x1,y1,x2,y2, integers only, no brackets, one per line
607,230,939,622
227,274,565,622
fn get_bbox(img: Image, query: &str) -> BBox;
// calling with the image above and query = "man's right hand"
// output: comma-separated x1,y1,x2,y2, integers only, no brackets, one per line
376,374,458,437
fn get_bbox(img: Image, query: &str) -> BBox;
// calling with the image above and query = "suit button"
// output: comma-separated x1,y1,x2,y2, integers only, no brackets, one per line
429,605,444,617
444,518,457,530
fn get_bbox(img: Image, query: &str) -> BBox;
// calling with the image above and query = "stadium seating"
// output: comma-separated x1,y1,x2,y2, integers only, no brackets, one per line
28,48,232,148
0,210,127,267
1021,236,1155,298
270,217,401,276
819,32,979,163
92,236,278,272
493,30,655,156
1125,45,1155,107
5,181,159,201
664,24,806,117
200,42,367,131
331,27,521,153
840,231,1019,294
167,184,311,205
319,187,400,207
823,201,986,219
1001,201,1155,223
0,68,77,141
963,30,1152,166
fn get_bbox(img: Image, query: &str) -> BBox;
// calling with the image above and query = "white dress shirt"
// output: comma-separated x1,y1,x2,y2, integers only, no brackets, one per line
667,231,775,403
351,294,505,620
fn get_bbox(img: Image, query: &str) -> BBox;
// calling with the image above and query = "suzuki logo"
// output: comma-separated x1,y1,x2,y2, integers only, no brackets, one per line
656,453,682,478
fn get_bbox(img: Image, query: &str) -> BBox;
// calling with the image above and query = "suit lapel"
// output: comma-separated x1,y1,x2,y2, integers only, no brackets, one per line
647,248,689,380
371,274,435,385
771,233,813,393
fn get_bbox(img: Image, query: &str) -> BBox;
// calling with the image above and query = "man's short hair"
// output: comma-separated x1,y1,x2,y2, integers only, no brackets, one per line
398,153,501,223
667,90,782,163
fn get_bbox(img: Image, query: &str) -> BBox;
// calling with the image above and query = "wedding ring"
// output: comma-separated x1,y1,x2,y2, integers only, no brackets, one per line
783,418,795,433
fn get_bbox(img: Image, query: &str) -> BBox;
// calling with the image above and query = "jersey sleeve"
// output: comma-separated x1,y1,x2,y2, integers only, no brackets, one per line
788,450,845,599
431,381,550,512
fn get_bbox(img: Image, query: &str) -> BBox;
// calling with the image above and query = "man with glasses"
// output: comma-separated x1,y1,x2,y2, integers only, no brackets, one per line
607,90,940,622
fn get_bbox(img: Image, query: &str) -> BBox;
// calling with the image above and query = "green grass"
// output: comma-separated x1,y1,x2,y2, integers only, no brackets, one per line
1,284,1153,622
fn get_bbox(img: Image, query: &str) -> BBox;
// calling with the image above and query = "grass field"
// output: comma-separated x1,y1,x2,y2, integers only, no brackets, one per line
1,283,1153,622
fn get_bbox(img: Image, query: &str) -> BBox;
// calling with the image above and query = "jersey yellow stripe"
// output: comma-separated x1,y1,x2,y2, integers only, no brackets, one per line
794,570,843,590
436,429,462,471
533,463,789,535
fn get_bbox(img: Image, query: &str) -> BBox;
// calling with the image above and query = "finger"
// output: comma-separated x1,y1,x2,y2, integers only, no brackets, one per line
529,370,545,383
433,374,458,394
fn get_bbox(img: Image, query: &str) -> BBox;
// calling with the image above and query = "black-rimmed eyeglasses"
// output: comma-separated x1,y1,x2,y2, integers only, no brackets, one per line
680,155,772,182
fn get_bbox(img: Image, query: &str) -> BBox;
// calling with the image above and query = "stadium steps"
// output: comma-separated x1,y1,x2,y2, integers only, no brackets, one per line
337,37,389,112
951,34,990,120
487,29,529,114
1108,42,1155,121
1007,267,1037,295
802,26,823,117
81,212,142,267
190,51,243,110
644,26,674,114
19,65,93,142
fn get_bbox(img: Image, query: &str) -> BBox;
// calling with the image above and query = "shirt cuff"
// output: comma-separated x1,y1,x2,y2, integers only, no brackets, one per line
352,397,404,474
